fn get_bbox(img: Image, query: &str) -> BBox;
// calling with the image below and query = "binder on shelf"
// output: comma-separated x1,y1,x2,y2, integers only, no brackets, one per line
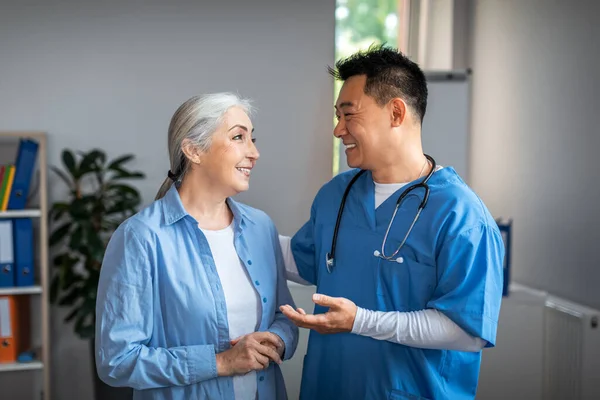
1,166,15,212
0,220,14,287
0,167,5,200
0,295,30,363
8,139,39,210
12,219,34,287
496,218,513,297
0,165,15,212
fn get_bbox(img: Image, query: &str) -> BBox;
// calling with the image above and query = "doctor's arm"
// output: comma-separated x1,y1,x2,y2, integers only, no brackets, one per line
279,234,312,285
95,226,218,390
281,224,503,353
265,225,300,361
279,237,482,350
351,307,486,351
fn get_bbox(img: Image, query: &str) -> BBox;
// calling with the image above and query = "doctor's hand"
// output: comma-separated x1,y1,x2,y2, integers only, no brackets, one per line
216,332,282,376
280,294,357,334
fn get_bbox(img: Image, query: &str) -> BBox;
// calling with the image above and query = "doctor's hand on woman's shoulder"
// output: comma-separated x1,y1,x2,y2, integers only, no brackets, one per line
216,332,283,376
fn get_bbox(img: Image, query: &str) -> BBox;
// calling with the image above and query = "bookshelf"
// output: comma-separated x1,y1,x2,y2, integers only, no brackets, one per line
0,131,49,400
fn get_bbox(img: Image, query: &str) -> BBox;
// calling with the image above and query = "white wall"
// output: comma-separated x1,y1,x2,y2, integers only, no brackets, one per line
0,0,335,399
469,0,600,310
424,0,454,70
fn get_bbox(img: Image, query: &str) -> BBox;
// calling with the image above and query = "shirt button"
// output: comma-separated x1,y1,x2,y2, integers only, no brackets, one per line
263,297,267,303
259,376,264,382
255,280,260,286
247,260,252,265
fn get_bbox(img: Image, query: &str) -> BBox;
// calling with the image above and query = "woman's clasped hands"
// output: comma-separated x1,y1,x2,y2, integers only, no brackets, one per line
216,332,284,376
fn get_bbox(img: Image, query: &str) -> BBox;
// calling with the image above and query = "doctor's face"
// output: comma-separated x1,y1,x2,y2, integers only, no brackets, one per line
197,107,259,196
334,75,393,170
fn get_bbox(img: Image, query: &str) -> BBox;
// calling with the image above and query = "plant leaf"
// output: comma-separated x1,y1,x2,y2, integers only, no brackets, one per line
69,225,84,251
58,286,82,306
64,307,79,323
50,202,70,222
69,196,94,220
107,154,134,170
50,166,74,190
50,276,60,304
110,171,145,180
62,149,78,178
49,222,72,247
77,323,95,339
79,149,106,176
106,183,140,197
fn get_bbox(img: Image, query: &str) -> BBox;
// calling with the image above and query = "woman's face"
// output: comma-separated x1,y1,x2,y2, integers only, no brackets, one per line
196,106,259,196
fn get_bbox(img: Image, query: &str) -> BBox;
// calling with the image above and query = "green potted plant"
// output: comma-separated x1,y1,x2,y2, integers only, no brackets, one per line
49,148,145,399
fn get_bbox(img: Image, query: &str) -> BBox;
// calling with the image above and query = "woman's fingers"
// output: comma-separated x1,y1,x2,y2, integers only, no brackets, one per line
253,352,270,369
255,343,282,365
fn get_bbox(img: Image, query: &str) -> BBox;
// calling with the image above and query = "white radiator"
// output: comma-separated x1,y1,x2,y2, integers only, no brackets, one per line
543,296,600,400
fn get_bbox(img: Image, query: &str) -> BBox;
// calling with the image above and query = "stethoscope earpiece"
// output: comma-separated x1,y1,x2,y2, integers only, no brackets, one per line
374,250,404,263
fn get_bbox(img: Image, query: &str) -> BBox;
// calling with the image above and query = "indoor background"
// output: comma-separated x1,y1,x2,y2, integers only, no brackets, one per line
0,0,598,399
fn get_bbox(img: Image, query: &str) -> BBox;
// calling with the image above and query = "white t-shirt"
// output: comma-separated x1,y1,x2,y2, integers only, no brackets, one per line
201,223,260,400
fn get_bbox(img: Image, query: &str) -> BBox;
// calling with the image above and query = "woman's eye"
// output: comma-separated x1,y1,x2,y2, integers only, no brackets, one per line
251,138,257,143
233,134,243,140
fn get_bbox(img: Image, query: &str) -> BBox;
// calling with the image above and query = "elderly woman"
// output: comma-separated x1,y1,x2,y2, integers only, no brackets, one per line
95,93,298,400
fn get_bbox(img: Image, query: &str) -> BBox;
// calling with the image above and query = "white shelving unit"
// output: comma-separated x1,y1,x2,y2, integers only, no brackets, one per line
0,131,49,400
0,286,43,296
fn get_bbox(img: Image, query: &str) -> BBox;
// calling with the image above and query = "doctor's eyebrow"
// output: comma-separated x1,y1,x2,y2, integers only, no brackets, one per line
335,102,355,110
228,124,255,133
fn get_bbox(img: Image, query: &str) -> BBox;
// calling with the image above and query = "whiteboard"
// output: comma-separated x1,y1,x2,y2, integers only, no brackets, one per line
338,70,471,183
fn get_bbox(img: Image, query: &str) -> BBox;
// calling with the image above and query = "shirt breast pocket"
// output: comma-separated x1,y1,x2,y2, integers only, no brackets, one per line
376,253,436,311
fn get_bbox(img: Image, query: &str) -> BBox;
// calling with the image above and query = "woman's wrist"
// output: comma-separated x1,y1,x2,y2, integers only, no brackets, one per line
215,352,232,377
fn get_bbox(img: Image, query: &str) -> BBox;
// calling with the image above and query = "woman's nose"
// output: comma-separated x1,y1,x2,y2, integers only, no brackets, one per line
248,140,260,160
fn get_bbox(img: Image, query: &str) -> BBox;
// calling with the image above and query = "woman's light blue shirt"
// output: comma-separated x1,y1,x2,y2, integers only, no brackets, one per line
95,185,299,400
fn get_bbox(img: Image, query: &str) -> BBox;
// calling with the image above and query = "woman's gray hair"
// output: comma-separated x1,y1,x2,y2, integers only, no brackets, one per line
155,92,253,200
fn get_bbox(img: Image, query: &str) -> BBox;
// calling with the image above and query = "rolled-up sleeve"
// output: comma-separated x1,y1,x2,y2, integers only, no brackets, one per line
427,224,505,347
95,224,218,390
266,223,299,361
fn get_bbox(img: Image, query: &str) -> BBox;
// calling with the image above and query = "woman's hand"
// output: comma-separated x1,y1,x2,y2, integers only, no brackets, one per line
231,332,285,358
216,332,283,376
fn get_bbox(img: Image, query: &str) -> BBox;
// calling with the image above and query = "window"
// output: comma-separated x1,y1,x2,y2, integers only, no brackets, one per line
333,0,399,175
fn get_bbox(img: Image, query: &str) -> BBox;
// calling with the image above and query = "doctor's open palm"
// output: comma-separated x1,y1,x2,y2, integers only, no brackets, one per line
280,294,358,334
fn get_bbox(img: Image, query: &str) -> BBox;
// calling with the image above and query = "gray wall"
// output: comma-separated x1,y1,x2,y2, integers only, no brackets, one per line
0,0,335,399
469,0,600,310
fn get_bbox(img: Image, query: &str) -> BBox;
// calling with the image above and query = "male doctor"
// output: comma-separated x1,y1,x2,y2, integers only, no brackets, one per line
279,45,504,399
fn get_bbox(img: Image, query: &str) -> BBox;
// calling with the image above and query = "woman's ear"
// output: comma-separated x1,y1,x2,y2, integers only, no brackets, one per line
181,139,202,165
390,98,406,127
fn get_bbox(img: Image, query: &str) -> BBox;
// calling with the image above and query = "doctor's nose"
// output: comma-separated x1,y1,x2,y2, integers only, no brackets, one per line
334,119,347,138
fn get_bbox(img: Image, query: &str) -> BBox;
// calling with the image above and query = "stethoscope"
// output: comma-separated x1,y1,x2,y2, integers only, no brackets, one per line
325,154,436,273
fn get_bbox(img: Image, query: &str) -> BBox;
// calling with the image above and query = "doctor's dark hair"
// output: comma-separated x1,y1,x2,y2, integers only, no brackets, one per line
329,44,428,123
155,93,253,200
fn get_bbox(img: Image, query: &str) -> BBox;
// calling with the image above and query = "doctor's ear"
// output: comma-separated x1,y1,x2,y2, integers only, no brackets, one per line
390,98,407,127
181,139,202,165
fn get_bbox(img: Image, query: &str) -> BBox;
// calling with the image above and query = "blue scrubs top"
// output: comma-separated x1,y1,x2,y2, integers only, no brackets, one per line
291,167,504,400
95,184,298,400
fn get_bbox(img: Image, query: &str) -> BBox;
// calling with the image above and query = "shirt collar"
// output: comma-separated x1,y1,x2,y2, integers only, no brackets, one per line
161,184,255,226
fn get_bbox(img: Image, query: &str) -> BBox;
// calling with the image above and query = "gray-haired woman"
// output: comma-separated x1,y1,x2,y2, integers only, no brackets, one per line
95,93,299,400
